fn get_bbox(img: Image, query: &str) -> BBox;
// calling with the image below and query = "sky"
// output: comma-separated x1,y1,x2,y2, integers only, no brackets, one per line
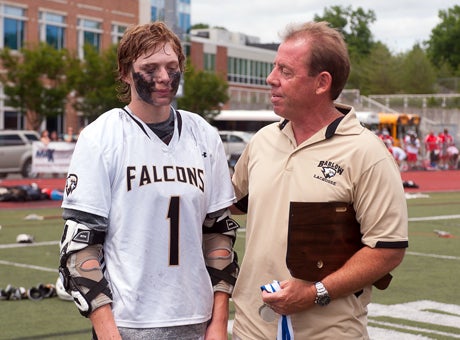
191,0,458,53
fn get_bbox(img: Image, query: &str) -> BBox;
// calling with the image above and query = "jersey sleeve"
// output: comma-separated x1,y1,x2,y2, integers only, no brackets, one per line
208,128,236,213
61,130,112,218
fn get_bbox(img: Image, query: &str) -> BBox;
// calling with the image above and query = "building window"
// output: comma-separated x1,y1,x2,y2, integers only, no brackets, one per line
3,110,21,129
112,24,127,44
39,12,66,50
150,0,165,21
77,18,102,58
1,4,26,50
150,0,190,39
178,12,190,33
227,57,236,83
177,0,192,34
178,0,190,33
227,57,271,86
204,53,215,71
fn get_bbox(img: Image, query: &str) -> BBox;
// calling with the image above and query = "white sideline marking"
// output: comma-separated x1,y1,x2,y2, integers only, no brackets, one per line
368,300,460,339
407,251,460,261
405,193,430,199
0,241,59,272
0,240,59,249
0,260,57,273
367,326,433,340
409,214,460,221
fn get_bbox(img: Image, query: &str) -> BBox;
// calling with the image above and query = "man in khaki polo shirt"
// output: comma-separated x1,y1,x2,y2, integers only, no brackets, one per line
231,21,408,340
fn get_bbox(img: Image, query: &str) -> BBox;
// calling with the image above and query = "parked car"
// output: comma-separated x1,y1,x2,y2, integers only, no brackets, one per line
0,130,40,178
218,130,253,160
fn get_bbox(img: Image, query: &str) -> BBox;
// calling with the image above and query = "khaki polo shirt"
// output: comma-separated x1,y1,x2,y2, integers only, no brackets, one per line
232,105,408,340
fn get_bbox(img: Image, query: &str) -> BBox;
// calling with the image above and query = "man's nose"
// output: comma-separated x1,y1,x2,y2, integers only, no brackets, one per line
266,69,277,86
154,67,170,83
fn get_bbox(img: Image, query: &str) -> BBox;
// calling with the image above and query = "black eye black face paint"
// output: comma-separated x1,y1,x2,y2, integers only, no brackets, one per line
169,71,181,95
132,70,182,104
133,71,156,104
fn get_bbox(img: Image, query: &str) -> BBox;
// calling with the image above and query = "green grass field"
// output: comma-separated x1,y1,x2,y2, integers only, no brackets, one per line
0,191,459,339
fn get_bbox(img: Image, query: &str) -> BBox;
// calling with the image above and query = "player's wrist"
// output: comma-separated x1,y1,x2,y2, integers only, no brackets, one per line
90,305,121,339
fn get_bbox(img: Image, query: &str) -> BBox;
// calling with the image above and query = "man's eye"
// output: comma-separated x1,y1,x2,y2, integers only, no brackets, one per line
142,67,158,74
280,68,291,76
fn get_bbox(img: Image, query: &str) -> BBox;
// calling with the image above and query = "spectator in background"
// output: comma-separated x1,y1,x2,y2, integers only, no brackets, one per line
50,130,60,142
379,128,394,145
403,131,420,170
63,126,76,143
438,128,454,170
40,130,51,145
447,144,459,169
385,139,407,171
424,130,440,169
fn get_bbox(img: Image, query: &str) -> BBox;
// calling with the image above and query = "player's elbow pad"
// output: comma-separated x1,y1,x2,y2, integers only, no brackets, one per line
59,220,112,317
203,209,240,294
203,233,239,295
203,208,239,242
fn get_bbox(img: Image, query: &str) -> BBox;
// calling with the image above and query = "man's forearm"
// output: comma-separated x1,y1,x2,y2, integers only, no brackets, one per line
324,246,406,299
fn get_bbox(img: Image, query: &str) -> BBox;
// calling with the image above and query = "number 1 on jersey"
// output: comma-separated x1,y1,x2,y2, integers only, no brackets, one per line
168,196,180,265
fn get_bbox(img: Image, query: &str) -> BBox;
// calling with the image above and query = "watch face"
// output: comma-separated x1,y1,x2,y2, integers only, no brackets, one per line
317,295,331,306
315,282,331,306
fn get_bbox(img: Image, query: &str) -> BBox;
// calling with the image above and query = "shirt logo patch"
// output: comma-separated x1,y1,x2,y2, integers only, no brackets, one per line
322,167,336,179
313,160,344,186
65,174,78,196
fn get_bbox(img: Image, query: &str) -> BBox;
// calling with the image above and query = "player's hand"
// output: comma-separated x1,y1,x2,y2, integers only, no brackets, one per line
261,278,316,315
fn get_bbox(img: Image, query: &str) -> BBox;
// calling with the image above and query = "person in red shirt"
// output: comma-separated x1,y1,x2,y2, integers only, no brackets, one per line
424,131,440,168
438,128,454,169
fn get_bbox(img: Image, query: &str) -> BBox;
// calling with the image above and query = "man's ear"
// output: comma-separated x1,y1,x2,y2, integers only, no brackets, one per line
315,71,332,95
121,72,131,85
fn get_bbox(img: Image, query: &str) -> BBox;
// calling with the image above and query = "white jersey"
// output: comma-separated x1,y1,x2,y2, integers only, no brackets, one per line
62,107,235,328
391,146,407,161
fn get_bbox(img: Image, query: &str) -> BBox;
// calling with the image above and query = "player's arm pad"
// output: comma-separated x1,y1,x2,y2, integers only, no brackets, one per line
203,208,240,295
59,219,112,317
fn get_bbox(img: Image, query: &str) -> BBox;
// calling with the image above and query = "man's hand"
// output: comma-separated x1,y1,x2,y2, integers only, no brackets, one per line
261,278,316,315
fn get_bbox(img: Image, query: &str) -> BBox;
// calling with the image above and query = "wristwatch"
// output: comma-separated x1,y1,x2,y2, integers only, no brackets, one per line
314,281,331,306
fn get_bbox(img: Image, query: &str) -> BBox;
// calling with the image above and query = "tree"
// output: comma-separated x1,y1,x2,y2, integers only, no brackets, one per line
359,42,399,95
0,43,70,131
399,45,436,94
67,44,123,121
189,23,209,31
426,5,460,73
177,62,229,119
314,5,376,57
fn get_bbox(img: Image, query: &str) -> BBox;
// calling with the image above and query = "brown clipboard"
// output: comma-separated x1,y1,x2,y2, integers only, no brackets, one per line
286,202,392,290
